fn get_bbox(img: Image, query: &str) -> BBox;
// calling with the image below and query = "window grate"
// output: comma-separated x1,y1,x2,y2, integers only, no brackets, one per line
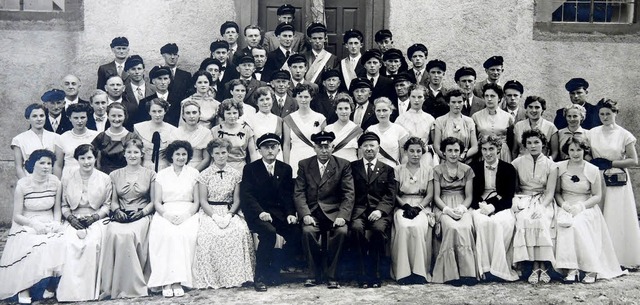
551,0,636,23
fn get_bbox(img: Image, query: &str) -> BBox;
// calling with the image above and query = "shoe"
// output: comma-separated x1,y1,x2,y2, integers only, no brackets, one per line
358,282,369,289
539,269,551,283
304,279,317,287
17,291,31,305
42,289,55,299
563,269,579,283
173,287,185,297
254,281,268,292
528,269,541,284
370,281,382,288
582,272,597,284
162,285,174,298
327,281,340,289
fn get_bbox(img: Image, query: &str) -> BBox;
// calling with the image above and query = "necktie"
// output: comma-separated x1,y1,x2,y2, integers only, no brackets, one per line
329,94,335,102
486,164,496,171
136,87,144,101
278,98,285,108
355,105,364,125
171,68,176,78
319,164,325,178
369,77,375,86
416,71,422,81
116,64,123,76
285,50,290,59
367,162,374,180
267,164,274,177
510,111,516,118
51,118,58,131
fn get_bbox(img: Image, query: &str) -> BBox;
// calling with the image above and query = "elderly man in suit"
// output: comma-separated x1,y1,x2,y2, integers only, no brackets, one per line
424,59,450,119
350,77,378,131
455,66,486,117
241,133,300,292
406,44,429,87
295,131,354,289
311,69,342,124
97,36,129,89
123,55,154,109
304,23,338,85
270,70,299,118
160,43,191,101
263,4,308,53
349,132,396,288
391,72,413,121
61,75,88,110
42,89,72,134
473,56,504,98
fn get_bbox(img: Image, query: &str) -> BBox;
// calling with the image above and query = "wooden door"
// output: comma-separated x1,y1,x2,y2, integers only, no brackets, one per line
258,0,306,38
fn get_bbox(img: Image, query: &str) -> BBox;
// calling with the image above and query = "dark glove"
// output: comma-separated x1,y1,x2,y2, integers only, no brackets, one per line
590,158,613,170
79,214,100,227
112,209,128,223
67,214,85,230
129,210,145,222
402,206,421,219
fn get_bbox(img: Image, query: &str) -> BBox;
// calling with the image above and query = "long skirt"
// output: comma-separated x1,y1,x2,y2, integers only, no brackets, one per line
512,194,556,264
472,209,518,281
391,196,434,281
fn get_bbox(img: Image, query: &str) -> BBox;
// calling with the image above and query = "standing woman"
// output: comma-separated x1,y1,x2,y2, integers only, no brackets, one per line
134,98,177,172
0,150,64,304
365,97,410,167
395,84,436,166
433,90,478,163
227,79,257,121
283,83,326,176
472,83,514,162
512,96,557,159
244,86,288,161
431,137,477,285
588,99,640,268
57,144,111,302
174,100,213,171
324,93,363,162
54,103,99,178
211,99,257,171
193,138,255,289
148,141,200,297
511,130,557,284
12,103,59,178
92,103,140,174
391,137,435,284
550,104,589,161
199,58,224,99
181,70,220,129
101,139,156,299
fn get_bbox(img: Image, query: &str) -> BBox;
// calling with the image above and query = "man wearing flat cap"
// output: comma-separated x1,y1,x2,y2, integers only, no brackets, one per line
407,44,429,86
500,80,527,123
224,55,267,107
349,132,396,288
123,55,154,108
287,54,319,94
263,4,309,54
264,22,297,78
381,48,408,80
241,133,301,291
455,66,486,117
210,39,240,85
553,77,601,129
136,66,182,126
473,56,504,98
304,23,338,85
294,130,354,289
360,49,396,102
375,30,409,74
161,43,191,101
350,77,378,131
220,21,240,64
338,29,366,89
97,36,130,89
311,69,343,123
270,70,298,118
424,59,450,119
392,72,413,120
42,89,72,134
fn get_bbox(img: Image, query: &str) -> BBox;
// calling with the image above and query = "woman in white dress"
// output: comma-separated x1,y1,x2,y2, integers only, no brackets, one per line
472,83,514,162
244,86,288,161
54,103,99,179
554,137,625,283
12,103,59,178
173,100,213,171
325,93,362,162
57,144,111,302
511,96,557,159
148,141,200,297
550,104,589,162
395,84,436,166
180,70,220,129
283,83,326,177
366,97,410,167
134,98,178,172
588,99,640,268
433,89,478,164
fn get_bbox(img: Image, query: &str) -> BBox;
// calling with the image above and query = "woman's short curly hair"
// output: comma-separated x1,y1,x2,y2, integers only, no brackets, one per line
73,144,98,160
478,134,503,150
521,129,547,146
207,138,232,155
561,136,591,156
24,149,56,174
439,137,465,154
292,83,317,98
217,98,244,120
165,140,194,164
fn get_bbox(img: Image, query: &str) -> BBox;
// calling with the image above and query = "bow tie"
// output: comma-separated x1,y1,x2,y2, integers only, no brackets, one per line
255,68,263,73
216,170,225,179
95,116,106,122
485,164,497,171
220,66,226,72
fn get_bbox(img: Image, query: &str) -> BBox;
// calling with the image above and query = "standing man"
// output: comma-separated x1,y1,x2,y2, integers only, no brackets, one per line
304,23,338,85
264,22,296,78
424,59,449,118
61,74,88,109
220,21,240,64
210,39,240,85
287,54,319,93
160,43,191,101
360,49,395,102
381,49,406,80
500,80,527,123
392,72,413,121
337,29,365,90
235,25,263,63
42,89,71,134
406,44,429,86
97,36,129,89
270,70,298,118
241,133,301,292
455,66,485,117
374,30,409,74
295,131,354,289
137,66,182,126
123,55,154,109
554,78,601,129
263,4,308,53
252,46,269,81
87,90,109,132
349,132,396,288
226,55,267,108
473,56,504,98
311,69,342,124
350,77,378,131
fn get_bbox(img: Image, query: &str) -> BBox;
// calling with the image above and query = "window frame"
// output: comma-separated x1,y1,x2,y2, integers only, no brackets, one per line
0,0,83,31
534,0,640,35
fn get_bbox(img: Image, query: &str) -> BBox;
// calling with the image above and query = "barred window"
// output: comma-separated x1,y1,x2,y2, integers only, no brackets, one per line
0,0,65,12
550,0,636,23
0,0,82,30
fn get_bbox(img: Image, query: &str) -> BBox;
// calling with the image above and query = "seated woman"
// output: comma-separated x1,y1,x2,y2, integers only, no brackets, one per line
193,138,255,289
57,144,111,302
54,103,99,179
173,100,213,171
324,93,363,162
180,70,220,129
244,86,288,161
470,135,518,282
0,150,65,304
211,99,257,171
395,84,436,166
11,103,59,178
431,137,477,285
134,98,177,172
550,104,589,161
391,137,435,284
92,103,140,174
555,137,625,283
101,139,156,299
148,141,200,297
511,129,557,284
433,89,478,164
365,97,410,167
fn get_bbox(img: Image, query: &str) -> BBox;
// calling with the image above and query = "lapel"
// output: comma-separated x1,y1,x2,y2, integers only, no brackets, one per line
308,157,322,186
362,102,375,124
368,160,385,183
319,157,337,187
353,159,367,181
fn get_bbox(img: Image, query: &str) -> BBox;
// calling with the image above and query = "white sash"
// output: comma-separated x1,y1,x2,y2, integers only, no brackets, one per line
340,58,357,89
306,50,332,83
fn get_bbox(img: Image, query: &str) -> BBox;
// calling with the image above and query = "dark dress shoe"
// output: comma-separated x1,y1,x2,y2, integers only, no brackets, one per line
359,282,369,289
327,281,340,289
254,282,268,292
370,281,382,288
304,279,317,287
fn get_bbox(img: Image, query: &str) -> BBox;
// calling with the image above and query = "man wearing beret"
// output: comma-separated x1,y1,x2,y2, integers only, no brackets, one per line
337,29,366,90
381,48,408,80
455,66,486,117
350,77,378,131
424,59,450,119
287,54,319,94
210,39,240,85
220,21,240,64
349,132,396,288
360,49,396,102
224,55,267,108
270,70,298,118
161,43,191,101
304,23,338,85
473,56,504,97
97,36,130,89
263,4,308,54
391,72,413,121
311,69,342,124
264,22,297,78
234,25,263,64
294,130,354,289
553,78,601,129
407,44,429,86
61,75,88,110
42,89,72,134
500,80,527,123
241,133,301,291
123,55,154,108
136,66,182,126
375,30,409,73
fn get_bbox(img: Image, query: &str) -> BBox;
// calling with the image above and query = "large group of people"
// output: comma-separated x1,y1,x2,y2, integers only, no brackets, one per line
1,3,639,303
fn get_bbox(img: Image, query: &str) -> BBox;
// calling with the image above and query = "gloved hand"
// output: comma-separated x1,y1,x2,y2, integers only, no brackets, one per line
402,205,420,219
67,214,85,230
590,158,613,170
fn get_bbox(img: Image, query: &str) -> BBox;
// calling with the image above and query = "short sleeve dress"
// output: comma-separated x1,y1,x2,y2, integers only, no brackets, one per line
472,108,514,162
211,123,255,171
11,129,59,173
366,123,410,167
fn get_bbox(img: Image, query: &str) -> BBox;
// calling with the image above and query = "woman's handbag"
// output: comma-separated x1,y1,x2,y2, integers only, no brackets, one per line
603,168,627,187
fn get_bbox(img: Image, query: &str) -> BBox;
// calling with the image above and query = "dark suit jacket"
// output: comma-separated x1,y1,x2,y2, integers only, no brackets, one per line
135,91,183,126
124,80,155,108
351,102,378,131
264,48,291,80
219,63,240,87
303,50,339,84
224,78,268,109
294,155,355,222
370,76,397,102
170,68,192,101
553,102,601,130
423,86,450,119
97,61,128,90
241,159,295,228
391,97,411,122
461,95,486,117
337,57,366,92
350,159,396,220
311,91,338,124
44,113,72,135
407,68,429,87
86,115,111,132
271,94,298,118
470,160,517,213
263,31,308,54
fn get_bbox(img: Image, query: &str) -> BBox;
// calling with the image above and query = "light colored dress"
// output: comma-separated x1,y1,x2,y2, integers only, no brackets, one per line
0,175,65,300
211,123,255,171
325,121,362,162
391,164,434,281
245,111,284,161
435,113,476,153
134,121,177,172
56,129,99,178
472,108,514,162
180,93,220,129
284,111,326,177
366,123,409,167
511,154,556,264
589,125,640,267
193,165,255,289
513,119,557,157
11,129,59,173
554,127,589,161
554,161,625,279
91,131,139,174
101,167,156,299
57,169,111,302
431,163,477,283
148,166,200,288
173,125,214,169
396,109,437,166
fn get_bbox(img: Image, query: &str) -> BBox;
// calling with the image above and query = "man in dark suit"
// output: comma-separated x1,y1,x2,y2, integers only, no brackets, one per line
252,46,269,82
360,49,396,102
304,23,338,85
97,36,129,89
262,4,308,54
381,48,407,80
264,22,296,79
423,59,450,119
500,80,527,123
223,55,267,109
104,75,137,130
350,77,378,131
349,132,396,288
136,66,182,126
473,56,504,98
406,44,429,86
391,72,413,122
61,74,89,110
241,133,301,292
553,78,601,130
86,90,109,132
160,43,191,101
233,24,263,65
220,21,240,65
311,69,342,124
123,55,155,109
270,70,298,118
210,40,240,86
374,30,409,74
337,29,366,91
287,54,319,94
455,66,486,117
295,131,354,289
42,89,72,134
